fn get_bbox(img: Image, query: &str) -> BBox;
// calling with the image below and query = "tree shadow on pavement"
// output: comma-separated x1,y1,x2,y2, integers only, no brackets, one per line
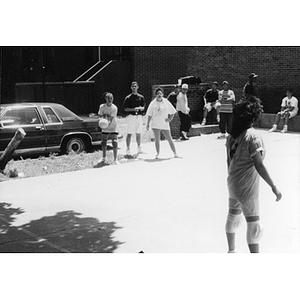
0,203,123,253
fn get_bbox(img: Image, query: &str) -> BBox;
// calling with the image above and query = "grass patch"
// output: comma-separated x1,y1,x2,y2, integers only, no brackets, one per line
2,117,153,180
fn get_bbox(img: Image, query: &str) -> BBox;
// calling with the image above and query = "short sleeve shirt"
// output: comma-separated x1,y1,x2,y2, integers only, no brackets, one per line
281,96,298,112
98,103,118,133
204,89,219,103
226,128,265,202
146,98,177,130
123,93,145,115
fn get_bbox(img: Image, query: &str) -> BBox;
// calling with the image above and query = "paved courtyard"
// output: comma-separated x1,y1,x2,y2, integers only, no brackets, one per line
0,130,299,253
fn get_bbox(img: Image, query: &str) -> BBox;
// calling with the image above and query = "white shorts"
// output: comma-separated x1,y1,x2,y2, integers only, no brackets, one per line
126,114,143,134
204,102,221,112
288,110,298,119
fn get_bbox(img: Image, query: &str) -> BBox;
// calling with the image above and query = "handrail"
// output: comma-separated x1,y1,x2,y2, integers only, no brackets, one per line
73,60,101,82
87,60,114,81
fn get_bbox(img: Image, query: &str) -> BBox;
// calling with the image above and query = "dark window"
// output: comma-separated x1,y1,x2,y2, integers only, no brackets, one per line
100,46,131,61
43,107,60,123
1,107,41,127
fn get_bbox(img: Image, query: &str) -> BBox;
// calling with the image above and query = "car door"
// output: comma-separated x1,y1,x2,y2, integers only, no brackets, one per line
0,105,47,155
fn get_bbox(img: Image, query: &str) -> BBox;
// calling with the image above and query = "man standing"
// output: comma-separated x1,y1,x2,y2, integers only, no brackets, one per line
123,81,146,155
243,73,258,100
201,81,221,125
218,81,235,138
176,83,191,140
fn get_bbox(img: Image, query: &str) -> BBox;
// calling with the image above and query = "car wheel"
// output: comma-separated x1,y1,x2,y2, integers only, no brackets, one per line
65,136,86,154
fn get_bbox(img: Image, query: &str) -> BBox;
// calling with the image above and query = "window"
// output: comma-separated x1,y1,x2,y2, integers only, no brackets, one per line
43,107,60,123
0,107,41,127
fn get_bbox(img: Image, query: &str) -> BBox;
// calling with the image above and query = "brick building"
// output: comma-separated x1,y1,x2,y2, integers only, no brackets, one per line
1,46,299,115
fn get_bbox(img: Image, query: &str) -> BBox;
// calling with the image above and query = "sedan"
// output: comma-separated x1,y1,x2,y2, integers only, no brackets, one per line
0,102,102,157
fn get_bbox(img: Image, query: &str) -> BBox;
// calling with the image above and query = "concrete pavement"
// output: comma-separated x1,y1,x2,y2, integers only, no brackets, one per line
0,130,299,253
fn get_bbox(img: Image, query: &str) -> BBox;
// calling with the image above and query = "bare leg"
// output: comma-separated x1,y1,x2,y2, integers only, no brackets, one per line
152,129,161,156
136,133,141,147
126,134,132,149
284,112,290,126
226,232,236,252
162,130,176,154
101,139,107,160
112,139,118,161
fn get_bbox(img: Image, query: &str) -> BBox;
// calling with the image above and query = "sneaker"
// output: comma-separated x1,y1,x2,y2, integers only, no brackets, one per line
155,154,160,159
228,249,237,253
201,119,206,126
174,153,182,159
181,132,189,140
111,160,120,165
281,126,288,133
126,149,131,156
269,125,277,132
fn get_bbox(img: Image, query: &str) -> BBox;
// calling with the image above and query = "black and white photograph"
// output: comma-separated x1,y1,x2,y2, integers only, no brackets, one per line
1,1,299,300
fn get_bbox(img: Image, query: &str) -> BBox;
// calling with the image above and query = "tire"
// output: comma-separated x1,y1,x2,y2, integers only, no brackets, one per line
64,136,86,154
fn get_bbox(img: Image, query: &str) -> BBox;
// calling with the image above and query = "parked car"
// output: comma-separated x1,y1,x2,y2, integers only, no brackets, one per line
0,102,102,157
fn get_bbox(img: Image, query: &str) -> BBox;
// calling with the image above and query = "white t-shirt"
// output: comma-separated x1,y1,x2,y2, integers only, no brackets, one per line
176,92,189,114
281,96,298,113
146,98,177,130
98,103,118,133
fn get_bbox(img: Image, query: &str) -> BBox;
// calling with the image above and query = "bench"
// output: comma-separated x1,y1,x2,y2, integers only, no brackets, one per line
258,113,300,132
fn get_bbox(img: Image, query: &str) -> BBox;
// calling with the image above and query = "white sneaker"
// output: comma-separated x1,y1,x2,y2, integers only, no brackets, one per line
269,125,277,132
281,126,288,133
111,160,120,165
174,153,182,159
228,250,237,253
126,149,131,156
155,154,160,159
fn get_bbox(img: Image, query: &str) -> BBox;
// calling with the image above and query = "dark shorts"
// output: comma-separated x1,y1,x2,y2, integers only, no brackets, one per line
101,132,118,140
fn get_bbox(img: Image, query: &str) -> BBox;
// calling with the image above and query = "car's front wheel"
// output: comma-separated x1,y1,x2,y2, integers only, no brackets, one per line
64,136,86,154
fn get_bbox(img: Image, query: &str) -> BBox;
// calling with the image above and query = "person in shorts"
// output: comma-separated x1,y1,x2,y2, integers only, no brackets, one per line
146,87,181,159
201,81,221,125
98,92,119,165
225,96,282,253
269,89,298,133
123,81,146,155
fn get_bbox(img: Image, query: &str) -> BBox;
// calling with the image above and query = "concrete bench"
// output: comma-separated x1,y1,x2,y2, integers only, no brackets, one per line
258,113,300,132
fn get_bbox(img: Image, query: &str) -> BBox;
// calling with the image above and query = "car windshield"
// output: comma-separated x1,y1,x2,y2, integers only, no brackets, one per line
51,104,82,121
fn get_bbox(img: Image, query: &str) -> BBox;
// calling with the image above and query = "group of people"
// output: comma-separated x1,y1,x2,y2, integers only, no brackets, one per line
97,81,182,165
96,78,285,253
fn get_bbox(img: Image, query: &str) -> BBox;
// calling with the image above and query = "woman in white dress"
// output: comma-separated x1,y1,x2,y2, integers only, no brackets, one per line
146,87,181,159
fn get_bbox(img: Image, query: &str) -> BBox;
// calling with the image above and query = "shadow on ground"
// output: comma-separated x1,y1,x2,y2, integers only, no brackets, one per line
0,202,123,253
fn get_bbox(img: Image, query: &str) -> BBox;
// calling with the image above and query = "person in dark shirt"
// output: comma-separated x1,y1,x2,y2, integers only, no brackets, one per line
123,81,146,156
243,73,258,100
167,85,180,108
201,81,221,125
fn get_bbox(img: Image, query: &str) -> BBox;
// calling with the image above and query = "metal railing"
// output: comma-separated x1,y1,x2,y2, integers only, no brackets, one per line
73,60,114,82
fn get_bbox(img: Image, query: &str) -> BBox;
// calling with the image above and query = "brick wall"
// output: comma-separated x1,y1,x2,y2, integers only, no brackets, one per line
133,46,300,114
133,47,189,105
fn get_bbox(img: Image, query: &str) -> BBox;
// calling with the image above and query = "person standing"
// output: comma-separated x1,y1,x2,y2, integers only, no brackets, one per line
225,96,282,253
269,89,298,133
201,81,221,125
176,83,191,140
218,81,236,139
146,87,181,159
243,73,259,100
123,81,146,156
97,92,119,165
